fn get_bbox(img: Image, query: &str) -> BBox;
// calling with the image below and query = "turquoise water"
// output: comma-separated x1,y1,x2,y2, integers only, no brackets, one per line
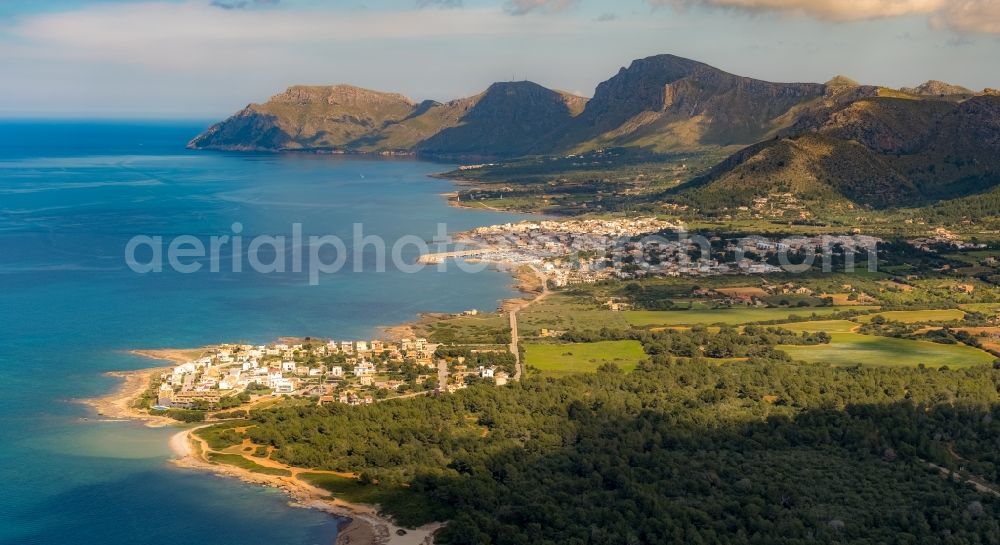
0,121,530,544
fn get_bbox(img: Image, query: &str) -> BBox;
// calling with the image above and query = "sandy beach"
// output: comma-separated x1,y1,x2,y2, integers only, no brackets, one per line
169,427,441,545
84,359,441,544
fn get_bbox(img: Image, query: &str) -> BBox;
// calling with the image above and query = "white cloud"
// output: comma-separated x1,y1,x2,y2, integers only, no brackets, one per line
933,0,1000,34
0,0,626,115
1,1,569,73
655,0,945,22
654,0,1000,33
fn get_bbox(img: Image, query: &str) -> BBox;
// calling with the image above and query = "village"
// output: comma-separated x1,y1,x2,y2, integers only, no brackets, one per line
153,335,512,411
450,217,881,287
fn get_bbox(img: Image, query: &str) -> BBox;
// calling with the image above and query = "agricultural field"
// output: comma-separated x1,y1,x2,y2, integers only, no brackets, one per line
519,295,630,334
714,287,769,298
623,306,876,327
944,250,998,265
823,293,878,305
961,302,1000,315
775,320,860,333
858,309,966,323
779,332,996,368
524,340,646,376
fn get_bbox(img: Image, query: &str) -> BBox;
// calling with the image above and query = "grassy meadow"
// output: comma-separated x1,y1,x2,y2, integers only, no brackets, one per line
858,309,966,323
779,332,995,368
624,306,876,327
525,340,646,376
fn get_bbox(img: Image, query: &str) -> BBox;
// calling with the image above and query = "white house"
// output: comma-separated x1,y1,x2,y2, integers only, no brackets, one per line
272,378,295,394
353,362,376,377
281,361,297,372
479,366,495,379
330,366,344,378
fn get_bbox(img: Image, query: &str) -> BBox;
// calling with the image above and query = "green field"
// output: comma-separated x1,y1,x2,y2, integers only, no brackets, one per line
424,312,511,344
300,473,392,503
299,473,430,527
944,251,998,265
519,296,630,333
858,309,966,323
961,303,1000,315
779,332,995,368
524,340,646,376
624,306,876,327
773,320,860,333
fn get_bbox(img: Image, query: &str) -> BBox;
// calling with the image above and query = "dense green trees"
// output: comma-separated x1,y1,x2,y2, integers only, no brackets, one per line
208,358,1000,542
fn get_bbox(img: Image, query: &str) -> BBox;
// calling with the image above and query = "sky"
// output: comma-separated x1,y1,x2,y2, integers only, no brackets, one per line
0,0,998,118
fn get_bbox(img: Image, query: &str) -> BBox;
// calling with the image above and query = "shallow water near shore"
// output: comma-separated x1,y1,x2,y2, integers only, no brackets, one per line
0,120,531,545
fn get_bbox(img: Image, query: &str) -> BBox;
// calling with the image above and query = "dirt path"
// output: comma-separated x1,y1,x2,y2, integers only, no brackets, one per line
508,265,550,380
172,426,442,545
925,460,1000,497
924,443,1000,497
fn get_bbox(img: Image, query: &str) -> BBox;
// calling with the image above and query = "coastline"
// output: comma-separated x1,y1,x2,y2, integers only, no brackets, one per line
79,365,173,426
168,426,441,545
79,347,217,426
82,347,442,545
82,175,537,545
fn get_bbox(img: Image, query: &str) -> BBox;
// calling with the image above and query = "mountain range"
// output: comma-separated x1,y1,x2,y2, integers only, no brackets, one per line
189,54,1000,211
189,54,866,157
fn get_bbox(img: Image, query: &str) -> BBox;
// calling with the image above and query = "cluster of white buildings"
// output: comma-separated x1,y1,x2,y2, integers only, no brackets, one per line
156,337,439,409
457,218,880,286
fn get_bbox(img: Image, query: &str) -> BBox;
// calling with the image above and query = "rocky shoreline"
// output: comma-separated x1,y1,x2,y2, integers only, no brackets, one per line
167,426,440,545
83,345,444,545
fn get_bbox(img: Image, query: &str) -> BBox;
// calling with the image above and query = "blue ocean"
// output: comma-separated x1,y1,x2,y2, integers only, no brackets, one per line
0,121,530,545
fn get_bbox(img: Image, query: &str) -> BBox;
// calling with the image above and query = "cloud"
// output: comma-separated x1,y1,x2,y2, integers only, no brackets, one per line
595,12,618,22
504,0,579,16
1,2,587,75
210,0,278,9
652,0,1000,33
653,0,945,22
416,0,464,8
933,1,1000,34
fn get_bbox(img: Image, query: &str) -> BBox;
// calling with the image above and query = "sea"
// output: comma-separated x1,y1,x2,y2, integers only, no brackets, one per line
0,120,532,545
